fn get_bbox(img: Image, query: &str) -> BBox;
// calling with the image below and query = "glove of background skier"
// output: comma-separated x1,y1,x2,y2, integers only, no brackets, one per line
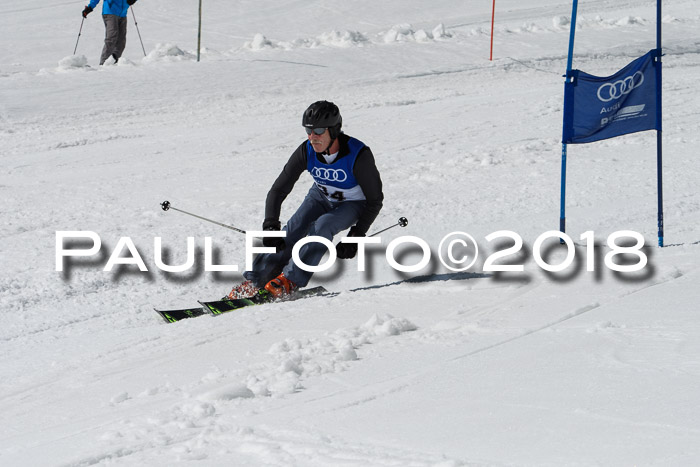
336,226,364,259
127,0,137,5
262,219,286,253
82,6,93,17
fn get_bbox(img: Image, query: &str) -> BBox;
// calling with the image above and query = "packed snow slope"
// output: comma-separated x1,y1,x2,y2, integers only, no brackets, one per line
2,0,700,465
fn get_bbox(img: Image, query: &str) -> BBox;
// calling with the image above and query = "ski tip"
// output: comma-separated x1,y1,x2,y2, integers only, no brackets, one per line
154,308,176,324
154,306,206,323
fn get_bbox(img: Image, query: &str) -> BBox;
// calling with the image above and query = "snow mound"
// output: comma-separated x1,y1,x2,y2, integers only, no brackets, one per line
57,55,89,69
245,30,369,50
243,25,449,51
313,29,369,48
662,15,680,24
240,313,417,397
115,57,137,66
552,13,653,31
198,383,255,401
244,33,278,50
363,313,418,336
552,16,571,30
383,23,448,43
514,22,548,33
110,392,130,404
143,43,194,62
615,16,647,26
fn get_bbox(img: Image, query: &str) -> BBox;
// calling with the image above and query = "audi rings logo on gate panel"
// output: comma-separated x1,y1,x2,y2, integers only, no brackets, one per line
597,71,645,102
312,167,348,182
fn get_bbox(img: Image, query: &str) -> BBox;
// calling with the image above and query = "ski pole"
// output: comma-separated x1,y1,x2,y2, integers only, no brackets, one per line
160,201,246,234
197,0,202,62
369,217,408,237
74,17,85,55
131,7,147,57
161,200,406,238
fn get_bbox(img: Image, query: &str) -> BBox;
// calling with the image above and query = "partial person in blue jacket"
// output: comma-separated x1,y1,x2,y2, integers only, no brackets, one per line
81,0,137,65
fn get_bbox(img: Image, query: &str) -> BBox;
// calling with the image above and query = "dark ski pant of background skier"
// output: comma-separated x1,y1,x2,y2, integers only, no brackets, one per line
244,186,365,288
100,15,127,65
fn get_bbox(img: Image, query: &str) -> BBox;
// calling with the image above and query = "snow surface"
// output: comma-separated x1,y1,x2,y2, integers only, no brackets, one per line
2,0,700,465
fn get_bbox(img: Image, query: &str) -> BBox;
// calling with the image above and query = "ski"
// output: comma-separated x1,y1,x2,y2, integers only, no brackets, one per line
200,286,330,316
154,286,330,323
154,306,207,324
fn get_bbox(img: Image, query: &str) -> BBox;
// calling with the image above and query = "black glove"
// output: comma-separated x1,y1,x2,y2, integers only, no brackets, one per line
336,226,364,259
82,6,93,18
126,0,137,5
262,219,286,253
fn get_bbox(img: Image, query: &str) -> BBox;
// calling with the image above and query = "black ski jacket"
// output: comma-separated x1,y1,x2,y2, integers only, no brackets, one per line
264,133,384,235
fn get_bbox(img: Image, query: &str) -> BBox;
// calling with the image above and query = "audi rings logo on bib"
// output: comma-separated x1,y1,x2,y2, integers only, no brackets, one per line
597,71,644,102
312,167,348,183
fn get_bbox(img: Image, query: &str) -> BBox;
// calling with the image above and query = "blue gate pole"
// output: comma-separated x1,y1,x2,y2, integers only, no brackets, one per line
656,0,664,247
560,0,579,238
560,144,567,235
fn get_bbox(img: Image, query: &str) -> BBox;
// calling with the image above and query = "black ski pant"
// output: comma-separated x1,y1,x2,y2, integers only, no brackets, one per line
100,14,127,65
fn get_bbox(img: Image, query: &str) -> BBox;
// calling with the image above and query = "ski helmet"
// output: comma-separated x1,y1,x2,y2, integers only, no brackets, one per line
302,101,342,139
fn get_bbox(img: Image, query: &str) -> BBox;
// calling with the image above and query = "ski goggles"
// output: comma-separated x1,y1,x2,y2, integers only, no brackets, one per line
305,127,327,135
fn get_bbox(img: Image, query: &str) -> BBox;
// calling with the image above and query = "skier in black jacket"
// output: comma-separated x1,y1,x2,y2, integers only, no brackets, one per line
228,101,384,298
